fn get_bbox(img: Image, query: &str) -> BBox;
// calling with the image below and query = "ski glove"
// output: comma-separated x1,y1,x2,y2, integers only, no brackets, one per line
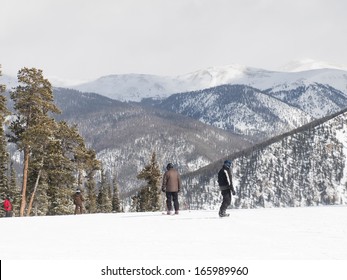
231,186,236,196
161,187,166,193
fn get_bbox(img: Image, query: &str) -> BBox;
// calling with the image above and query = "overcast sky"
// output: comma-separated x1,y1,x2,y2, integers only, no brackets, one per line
1,0,347,84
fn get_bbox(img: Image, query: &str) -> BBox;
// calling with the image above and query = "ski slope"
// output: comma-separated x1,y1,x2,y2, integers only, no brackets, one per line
1,206,347,280
1,206,346,260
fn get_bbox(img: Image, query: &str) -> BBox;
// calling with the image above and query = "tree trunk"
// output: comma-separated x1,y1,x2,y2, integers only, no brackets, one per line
26,168,42,216
19,147,30,217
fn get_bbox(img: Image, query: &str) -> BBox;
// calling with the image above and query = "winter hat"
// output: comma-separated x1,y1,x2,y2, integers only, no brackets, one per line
166,163,174,170
76,189,81,193
223,160,232,169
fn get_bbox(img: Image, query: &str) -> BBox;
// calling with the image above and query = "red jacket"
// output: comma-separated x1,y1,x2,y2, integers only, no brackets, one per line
4,199,12,211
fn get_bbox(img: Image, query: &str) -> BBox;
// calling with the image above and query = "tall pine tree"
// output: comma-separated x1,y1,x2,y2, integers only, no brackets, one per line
9,68,61,216
0,65,9,200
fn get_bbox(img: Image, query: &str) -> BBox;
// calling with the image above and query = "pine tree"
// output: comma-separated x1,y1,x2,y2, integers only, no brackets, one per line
0,65,9,199
135,152,162,212
8,161,21,216
85,173,97,214
9,68,60,216
112,175,122,212
8,68,101,216
26,117,61,215
97,169,112,213
83,149,101,214
45,121,98,215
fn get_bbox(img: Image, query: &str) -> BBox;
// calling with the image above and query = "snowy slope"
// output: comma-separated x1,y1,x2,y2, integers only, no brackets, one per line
71,65,347,101
1,206,346,260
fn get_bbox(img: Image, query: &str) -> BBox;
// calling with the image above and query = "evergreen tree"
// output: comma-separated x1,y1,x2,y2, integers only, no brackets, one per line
112,175,122,213
85,176,97,214
83,149,100,214
8,161,21,216
9,68,60,216
8,68,100,216
135,152,162,212
45,121,97,215
26,117,60,215
97,169,112,213
130,194,140,212
0,65,9,199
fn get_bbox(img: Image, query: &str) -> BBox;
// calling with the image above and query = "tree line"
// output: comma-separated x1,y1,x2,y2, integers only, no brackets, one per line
0,66,125,216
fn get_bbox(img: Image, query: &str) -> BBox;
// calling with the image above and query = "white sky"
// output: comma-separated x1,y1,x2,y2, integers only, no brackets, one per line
1,0,347,83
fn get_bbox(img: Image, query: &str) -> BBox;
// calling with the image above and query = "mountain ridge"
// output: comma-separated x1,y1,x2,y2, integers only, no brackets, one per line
69,65,347,102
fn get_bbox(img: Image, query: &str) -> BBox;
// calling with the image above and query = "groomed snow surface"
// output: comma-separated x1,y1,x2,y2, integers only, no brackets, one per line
1,206,347,279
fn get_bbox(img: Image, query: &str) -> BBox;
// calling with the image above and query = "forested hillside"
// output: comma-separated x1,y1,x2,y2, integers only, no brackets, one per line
182,108,347,210
53,88,252,194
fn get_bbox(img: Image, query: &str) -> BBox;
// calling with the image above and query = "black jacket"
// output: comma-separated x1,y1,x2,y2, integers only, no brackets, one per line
218,166,234,192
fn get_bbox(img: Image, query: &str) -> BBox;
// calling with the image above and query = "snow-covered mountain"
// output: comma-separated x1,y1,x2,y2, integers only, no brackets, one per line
149,83,347,139
154,85,313,139
70,64,347,102
182,108,347,210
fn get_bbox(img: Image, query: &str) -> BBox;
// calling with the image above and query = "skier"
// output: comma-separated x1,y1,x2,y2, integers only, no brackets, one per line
73,189,84,215
3,195,13,217
217,160,236,217
162,163,181,215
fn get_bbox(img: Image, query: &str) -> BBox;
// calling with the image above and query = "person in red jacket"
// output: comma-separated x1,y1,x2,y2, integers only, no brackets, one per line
3,196,13,217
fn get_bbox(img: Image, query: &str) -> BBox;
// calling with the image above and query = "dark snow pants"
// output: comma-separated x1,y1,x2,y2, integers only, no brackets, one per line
220,189,231,213
5,210,12,217
74,204,83,215
166,192,179,212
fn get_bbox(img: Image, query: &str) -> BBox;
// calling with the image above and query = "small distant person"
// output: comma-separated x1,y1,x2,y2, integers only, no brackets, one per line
162,163,181,215
3,195,13,217
73,189,84,215
217,160,236,217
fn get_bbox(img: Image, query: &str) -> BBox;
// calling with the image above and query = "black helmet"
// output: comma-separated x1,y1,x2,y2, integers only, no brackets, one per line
223,160,232,169
166,163,174,170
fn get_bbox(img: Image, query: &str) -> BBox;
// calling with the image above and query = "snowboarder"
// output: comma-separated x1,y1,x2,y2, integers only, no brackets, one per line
3,195,13,217
217,160,236,217
73,189,84,215
162,163,181,215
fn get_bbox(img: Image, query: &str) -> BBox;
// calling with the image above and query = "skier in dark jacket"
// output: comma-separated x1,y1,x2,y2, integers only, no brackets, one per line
162,163,181,215
217,160,236,217
3,195,13,217
73,189,84,215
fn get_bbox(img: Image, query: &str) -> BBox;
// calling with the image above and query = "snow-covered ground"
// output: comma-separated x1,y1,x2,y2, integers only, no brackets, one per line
1,206,347,279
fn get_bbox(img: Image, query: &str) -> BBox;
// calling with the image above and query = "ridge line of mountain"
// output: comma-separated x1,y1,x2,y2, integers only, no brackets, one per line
181,105,347,180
